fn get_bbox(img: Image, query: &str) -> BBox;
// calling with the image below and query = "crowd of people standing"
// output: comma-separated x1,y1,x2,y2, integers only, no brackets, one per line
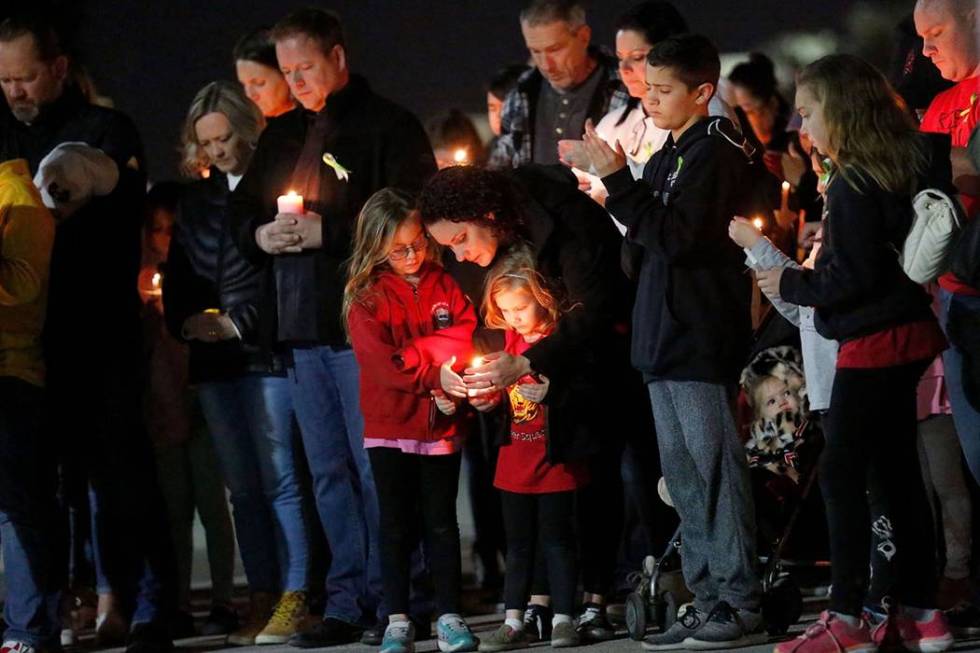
1,2,980,653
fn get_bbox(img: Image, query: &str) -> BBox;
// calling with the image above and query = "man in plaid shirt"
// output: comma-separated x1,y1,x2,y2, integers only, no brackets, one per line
488,0,629,170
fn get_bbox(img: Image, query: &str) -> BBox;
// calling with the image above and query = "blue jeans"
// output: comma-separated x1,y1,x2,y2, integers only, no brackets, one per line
646,380,761,612
289,346,382,625
939,288,980,484
0,378,60,647
197,374,308,593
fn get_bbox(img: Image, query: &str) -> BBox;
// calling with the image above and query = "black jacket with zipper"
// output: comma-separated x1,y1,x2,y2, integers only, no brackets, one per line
779,134,951,342
164,171,286,383
604,116,761,384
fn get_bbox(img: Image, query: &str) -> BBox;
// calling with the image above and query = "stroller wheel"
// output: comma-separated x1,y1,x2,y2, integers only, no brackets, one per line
763,574,803,635
626,592,647,641
662,592,680,630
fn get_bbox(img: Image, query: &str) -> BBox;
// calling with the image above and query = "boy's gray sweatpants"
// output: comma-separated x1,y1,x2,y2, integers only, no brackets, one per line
647,380,762,612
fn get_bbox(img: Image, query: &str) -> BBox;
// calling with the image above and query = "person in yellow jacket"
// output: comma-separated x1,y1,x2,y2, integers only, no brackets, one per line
0,157,58,653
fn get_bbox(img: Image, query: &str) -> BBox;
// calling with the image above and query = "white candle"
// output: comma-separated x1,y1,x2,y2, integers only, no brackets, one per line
780,181,790,213
468,356,485,397
277,190,304,215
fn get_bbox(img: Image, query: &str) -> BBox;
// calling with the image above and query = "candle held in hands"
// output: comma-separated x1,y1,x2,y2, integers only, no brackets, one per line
277,190,304,215
468,356,485,397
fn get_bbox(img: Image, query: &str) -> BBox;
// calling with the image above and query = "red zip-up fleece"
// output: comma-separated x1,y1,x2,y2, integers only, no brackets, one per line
347,262,476,441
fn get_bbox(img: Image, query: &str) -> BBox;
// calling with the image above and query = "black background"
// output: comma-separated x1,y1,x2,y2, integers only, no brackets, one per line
59,0,863,180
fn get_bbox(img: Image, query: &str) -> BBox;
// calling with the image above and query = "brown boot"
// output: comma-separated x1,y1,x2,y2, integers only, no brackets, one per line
227,592,277,646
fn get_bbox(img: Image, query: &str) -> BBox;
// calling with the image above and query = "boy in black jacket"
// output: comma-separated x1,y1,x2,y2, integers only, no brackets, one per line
581,34,763,650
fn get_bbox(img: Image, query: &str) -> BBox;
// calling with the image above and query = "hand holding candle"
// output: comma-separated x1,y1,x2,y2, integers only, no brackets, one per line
463,351,532,396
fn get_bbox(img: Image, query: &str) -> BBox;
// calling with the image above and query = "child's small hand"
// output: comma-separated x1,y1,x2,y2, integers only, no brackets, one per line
729,216,762,249
469,393,501,413
440,356,468,399
431,389,457,416
517,375,549,403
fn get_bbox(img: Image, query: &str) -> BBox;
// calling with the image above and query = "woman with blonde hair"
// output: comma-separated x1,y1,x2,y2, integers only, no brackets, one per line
759,54,954,653
163,80,310,646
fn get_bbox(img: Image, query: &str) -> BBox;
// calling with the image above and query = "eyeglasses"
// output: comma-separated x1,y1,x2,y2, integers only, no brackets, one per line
388,233,428,262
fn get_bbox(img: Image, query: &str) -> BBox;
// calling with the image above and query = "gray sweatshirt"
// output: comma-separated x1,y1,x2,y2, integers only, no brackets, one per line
746,238,838,412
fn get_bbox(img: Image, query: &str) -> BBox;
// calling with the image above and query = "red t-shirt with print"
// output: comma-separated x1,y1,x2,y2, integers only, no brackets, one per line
493,331,589,494
920,76,980,295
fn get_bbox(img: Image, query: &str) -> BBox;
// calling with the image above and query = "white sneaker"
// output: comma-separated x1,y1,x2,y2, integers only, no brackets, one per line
2,641,36,653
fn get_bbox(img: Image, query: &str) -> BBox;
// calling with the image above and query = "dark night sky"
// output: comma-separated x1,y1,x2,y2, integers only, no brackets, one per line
66,0,863,180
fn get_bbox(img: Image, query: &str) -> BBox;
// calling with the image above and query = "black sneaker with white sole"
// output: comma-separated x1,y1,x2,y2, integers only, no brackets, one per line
523,604,552,642
576,603,615,641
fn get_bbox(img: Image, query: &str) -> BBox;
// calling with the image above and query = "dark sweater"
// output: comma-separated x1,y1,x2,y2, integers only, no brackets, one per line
604,116,758,383
229,75,436,348
779,135,951,341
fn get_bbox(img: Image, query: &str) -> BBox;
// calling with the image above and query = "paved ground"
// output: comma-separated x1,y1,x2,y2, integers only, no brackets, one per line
81,605,980,653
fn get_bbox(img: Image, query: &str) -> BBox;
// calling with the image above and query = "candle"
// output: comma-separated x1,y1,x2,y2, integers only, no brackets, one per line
468,356,485,397
151,272,162,289
453,148,469,165
752,216,765,230
780,180,790,213
277,190,304,215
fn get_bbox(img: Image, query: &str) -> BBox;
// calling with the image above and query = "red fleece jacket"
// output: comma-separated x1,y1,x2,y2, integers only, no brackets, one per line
347,263,476,440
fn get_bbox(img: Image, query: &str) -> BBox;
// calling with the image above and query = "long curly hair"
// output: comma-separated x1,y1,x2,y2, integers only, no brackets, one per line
481,246,562,335
418,166,527,245
797,54,926,194
342,188,438,335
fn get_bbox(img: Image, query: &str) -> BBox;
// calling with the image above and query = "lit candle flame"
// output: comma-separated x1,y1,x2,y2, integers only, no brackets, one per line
286,189,299,197
781,181,791,192
453,148,468,164
752,217,765,230
151,272,162,288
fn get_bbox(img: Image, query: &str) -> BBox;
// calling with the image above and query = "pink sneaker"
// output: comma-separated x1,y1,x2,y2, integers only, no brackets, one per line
773,612,876,653
893,609,953,653
866,611,901,652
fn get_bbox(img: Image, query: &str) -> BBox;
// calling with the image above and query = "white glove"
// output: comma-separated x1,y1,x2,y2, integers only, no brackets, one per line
33,142,120,219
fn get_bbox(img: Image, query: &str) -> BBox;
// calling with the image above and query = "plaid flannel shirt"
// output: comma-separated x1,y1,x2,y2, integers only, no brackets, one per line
488,47,629,170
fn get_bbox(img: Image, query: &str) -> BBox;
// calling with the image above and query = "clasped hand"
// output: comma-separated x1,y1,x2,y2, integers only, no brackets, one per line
256,211,323,254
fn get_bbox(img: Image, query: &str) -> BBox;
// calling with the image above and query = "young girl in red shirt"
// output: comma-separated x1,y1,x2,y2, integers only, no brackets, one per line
343,188,478,653
470,248,588,652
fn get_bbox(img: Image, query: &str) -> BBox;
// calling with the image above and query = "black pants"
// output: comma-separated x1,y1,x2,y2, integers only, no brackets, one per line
821,361,936,616
501,490,577,615
463,417,505,585
577,442,625,597
49,351,177,624
369,448,462,616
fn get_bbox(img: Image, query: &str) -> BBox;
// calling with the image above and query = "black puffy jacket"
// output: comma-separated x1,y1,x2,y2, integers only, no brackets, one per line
164,171,286,383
